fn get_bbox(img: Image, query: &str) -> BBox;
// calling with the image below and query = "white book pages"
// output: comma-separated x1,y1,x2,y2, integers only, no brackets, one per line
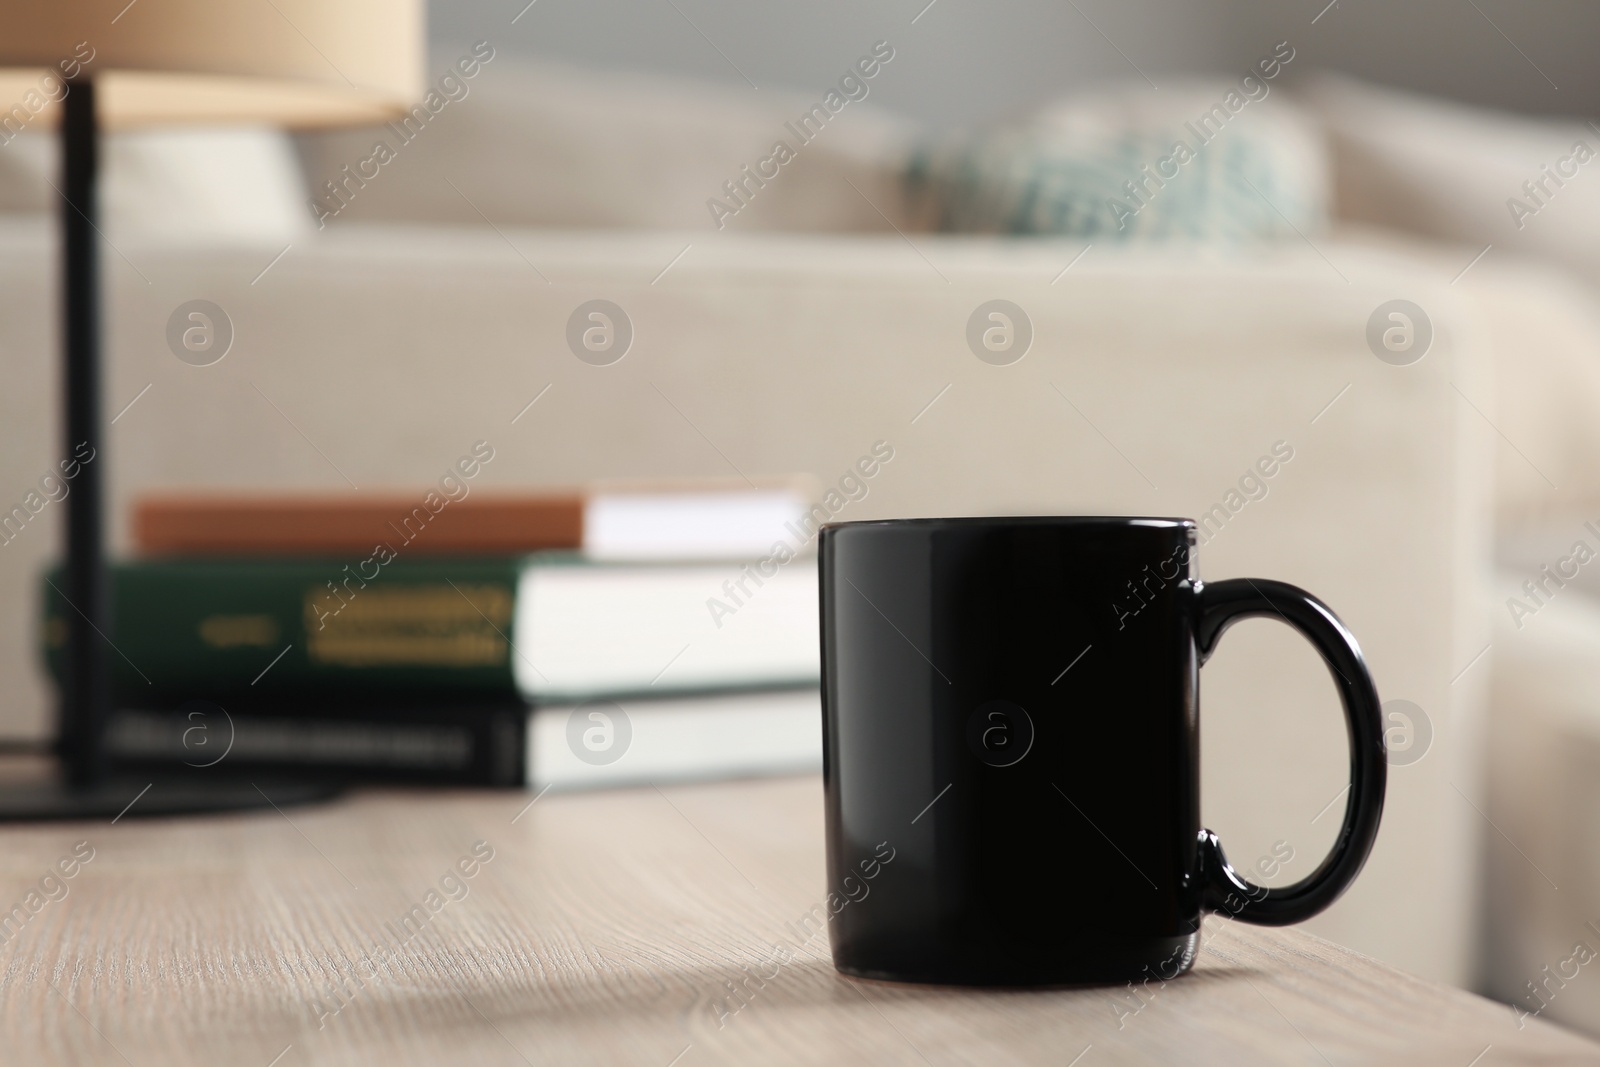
584,488,812,561
513,557,819,700
528,687,822,791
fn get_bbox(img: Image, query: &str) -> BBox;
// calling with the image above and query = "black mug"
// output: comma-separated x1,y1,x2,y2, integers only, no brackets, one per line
818,516,1385,985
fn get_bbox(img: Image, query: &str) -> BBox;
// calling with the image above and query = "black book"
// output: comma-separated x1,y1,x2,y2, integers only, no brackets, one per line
103,688,822,791
105,702,526,787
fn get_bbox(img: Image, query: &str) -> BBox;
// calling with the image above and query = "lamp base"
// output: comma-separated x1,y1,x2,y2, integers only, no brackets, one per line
0,769,342,821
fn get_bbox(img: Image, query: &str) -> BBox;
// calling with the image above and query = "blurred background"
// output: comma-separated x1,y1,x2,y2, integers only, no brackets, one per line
431,0,1600,123
6,0,1600,1034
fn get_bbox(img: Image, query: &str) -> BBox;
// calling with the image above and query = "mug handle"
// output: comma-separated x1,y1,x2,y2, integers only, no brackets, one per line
1195,578,1387,925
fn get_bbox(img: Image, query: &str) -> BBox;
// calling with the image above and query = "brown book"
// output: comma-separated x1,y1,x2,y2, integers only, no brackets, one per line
135,493,585,556
133,481,814,560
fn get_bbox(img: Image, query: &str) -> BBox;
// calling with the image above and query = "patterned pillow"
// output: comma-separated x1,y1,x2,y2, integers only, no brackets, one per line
906,80,1329,240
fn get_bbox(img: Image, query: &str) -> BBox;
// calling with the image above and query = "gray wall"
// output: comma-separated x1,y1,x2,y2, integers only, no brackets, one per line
431,0,1599,126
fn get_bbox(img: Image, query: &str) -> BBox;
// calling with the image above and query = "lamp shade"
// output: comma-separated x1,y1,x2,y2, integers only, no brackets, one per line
0,0,423,129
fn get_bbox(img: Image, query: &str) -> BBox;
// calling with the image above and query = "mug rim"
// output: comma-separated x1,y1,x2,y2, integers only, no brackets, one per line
821,515,1196,532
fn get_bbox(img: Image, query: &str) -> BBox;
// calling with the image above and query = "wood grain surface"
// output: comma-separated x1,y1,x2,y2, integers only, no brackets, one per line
0,773,1591,1066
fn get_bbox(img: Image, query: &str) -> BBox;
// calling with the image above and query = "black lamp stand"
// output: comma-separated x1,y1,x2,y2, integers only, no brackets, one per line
0,78,339,819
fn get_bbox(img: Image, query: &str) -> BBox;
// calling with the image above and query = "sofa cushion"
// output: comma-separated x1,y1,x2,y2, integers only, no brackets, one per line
905,79,1329,239
294,56,916,234
1303,74,1600,289
0,126,310,244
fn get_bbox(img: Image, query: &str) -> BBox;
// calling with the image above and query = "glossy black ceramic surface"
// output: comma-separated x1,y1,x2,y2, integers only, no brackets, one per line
819,517,1385,986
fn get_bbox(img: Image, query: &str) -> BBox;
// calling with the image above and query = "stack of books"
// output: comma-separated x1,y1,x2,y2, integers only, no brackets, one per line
41,482,824,791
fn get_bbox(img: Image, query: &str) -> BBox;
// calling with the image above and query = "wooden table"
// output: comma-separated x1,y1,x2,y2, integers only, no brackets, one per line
0,774,1592,1066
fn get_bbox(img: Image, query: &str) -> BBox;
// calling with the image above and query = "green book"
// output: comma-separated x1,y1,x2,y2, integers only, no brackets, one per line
41,555,819,705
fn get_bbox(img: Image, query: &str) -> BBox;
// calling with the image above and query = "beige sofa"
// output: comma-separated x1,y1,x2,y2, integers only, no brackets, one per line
0,215,1505,987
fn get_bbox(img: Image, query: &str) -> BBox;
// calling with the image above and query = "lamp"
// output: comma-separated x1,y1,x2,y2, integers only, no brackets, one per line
0,0,423,818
